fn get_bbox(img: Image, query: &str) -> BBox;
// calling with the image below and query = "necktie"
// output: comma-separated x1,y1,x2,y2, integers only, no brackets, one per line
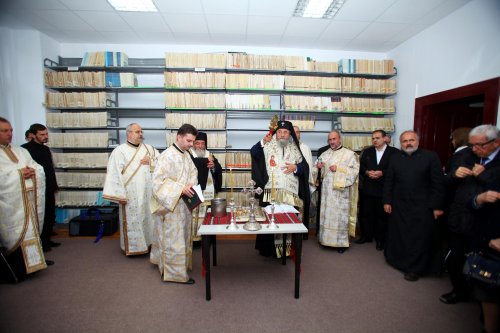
480,157,489,165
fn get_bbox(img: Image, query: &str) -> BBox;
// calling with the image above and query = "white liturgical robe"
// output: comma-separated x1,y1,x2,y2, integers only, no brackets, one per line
0,145,46,274
150,144,198,283
103,142,159,255
318,146,359,248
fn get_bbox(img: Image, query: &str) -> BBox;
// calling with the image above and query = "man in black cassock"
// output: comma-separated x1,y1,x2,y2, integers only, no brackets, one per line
189,132,222,246
22,123,60,256
251,120,310,257
383,130,445,281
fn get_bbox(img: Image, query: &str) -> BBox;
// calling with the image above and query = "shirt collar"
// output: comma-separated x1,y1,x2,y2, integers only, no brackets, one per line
485,146,500,162
455,145,468,153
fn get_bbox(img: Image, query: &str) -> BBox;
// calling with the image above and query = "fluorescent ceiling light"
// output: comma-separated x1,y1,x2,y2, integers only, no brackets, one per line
107,0,158,12
294,0,346,19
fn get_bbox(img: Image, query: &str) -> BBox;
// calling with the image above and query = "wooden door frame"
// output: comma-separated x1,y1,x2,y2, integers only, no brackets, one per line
414,77,500,148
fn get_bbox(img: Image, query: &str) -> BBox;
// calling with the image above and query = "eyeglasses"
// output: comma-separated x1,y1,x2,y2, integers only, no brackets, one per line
470,138,495,149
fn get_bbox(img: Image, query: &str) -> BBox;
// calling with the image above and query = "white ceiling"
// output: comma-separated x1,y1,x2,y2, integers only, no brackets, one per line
0,0,471,52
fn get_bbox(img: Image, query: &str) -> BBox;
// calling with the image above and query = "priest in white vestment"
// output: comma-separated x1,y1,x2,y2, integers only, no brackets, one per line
103,123,159,255
0,117,47,279
150,124,198,284
316,130,360,253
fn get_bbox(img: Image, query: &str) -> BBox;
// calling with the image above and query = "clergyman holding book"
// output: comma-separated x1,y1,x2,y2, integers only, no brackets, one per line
150,123,198,285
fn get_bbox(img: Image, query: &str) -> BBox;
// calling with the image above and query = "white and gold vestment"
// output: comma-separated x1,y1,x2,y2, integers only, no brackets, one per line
262,137,304,208
103,142,159,255
150,144,198,283
0,145,46,274
318,146,359,247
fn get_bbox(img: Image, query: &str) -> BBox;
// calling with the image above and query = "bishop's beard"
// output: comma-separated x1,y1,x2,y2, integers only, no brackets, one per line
278,138,290,148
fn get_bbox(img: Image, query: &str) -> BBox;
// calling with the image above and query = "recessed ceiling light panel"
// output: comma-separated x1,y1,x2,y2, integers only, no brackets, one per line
294,0,346,19
107,0,158,12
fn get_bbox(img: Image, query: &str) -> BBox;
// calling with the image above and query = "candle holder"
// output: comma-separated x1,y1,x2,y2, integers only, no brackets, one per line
226,198,238,230
242,180,263,231
267,201,278,230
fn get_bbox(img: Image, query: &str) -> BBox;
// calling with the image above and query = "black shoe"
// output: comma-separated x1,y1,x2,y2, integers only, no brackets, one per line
192,241,201,249
337,248,346,254
42,246,52,253
45,260,55,266
376,242,384,251
439,291,469,304
355,237,372,244
48,241,61,248
404,272,420,281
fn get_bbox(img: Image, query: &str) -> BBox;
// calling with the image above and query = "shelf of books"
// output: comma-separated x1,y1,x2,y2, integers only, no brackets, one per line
44,52,397,215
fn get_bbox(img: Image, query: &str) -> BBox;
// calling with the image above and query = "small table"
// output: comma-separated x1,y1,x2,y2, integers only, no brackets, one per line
198,212,308,301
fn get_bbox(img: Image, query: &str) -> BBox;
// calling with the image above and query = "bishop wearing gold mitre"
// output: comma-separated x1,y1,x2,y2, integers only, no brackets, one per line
250,119,310,258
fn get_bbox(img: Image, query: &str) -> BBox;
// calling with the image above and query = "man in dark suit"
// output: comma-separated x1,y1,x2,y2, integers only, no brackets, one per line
440,124,499,303
21,123,60,254
356,130,399,250
439,127,471,302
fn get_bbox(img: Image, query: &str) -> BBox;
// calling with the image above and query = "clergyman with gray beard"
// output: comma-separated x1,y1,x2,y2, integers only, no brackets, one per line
382,130,445,282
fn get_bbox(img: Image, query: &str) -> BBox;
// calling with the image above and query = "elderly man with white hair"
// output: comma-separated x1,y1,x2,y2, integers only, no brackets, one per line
103,123,159,256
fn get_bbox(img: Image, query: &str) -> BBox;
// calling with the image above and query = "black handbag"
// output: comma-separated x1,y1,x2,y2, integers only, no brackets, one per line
463,252,500,287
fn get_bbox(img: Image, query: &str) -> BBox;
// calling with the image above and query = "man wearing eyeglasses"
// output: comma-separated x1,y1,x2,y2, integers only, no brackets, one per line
440,124,499,304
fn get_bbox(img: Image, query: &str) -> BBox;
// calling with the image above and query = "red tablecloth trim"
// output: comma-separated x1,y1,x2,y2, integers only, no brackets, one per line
203,213,233,225
262,212,300,224
203,212,300,225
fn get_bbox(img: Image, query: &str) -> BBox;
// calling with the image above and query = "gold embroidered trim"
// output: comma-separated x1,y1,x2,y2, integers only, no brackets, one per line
1,146,19,163
22,238,46,274
121,144,140,175
126,249,149,256
6,170,31,255
123,144,150,187
121,204,130,255
102,194,127,203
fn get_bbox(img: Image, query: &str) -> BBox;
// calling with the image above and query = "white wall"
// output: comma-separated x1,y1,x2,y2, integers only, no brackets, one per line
59,43,386,61
389,0,500,142
0,28,60,144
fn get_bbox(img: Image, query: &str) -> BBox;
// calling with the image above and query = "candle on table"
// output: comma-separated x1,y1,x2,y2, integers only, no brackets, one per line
230,168,233,199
